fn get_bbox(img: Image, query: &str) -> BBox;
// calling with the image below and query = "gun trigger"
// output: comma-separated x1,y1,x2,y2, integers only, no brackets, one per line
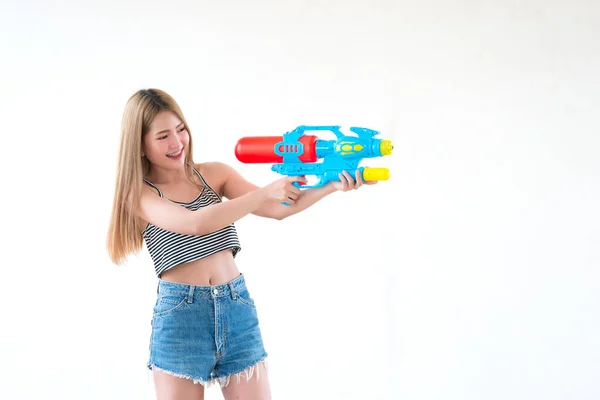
296,175,307,186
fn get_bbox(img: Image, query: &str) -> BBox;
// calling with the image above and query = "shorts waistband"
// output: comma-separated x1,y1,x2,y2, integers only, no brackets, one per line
156,273,247,298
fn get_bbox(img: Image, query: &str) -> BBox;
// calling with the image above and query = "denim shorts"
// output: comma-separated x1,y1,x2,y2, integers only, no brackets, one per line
147,273,268,388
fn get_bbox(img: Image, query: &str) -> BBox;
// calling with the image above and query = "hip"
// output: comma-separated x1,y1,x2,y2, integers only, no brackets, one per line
151,272,260,331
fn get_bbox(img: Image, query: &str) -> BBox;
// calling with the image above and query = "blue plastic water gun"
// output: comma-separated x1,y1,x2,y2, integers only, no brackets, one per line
235,125,393,191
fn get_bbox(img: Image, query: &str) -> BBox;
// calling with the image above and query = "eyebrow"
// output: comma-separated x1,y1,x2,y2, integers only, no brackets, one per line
154,122,184,136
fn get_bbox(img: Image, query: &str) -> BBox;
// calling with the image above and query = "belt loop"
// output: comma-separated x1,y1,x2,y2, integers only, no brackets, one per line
228,282,237,300
187,286,194,303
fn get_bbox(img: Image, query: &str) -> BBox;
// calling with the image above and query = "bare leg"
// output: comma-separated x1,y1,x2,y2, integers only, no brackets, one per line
220,361,271,400
153,368,206,400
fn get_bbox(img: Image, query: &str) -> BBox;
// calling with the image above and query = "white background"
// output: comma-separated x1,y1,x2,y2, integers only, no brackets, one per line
1,1,599,399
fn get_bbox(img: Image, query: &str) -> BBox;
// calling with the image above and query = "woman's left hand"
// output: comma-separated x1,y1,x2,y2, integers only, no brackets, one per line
331,170,378,192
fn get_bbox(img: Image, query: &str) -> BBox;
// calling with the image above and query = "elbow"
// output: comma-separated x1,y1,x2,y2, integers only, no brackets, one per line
274,209,292,220
258,205,288,220
269,209,285,220
193,222,213,236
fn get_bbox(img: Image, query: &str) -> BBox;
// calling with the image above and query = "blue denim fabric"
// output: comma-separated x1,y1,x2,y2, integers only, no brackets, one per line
147,273,268,387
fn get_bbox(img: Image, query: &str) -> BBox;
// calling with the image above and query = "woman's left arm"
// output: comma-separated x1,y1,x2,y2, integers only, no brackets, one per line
214,162,374,220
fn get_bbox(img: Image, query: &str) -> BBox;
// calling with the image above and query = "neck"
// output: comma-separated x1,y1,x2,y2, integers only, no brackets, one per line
147,164,189,185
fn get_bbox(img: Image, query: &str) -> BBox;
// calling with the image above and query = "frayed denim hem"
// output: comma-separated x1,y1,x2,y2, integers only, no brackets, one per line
147,357,269,388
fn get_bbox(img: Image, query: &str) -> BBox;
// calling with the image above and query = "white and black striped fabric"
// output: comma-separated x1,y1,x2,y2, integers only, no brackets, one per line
141,167,241,277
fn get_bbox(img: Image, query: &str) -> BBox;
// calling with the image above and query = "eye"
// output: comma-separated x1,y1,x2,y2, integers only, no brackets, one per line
158,135,168,140
177,126,186,133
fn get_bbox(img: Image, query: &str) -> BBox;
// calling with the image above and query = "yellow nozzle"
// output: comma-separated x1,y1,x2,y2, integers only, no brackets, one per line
380,140,393,156
363,167,390,181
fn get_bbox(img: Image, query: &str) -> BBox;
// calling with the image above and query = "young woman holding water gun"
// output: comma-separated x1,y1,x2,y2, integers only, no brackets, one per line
106,88,375,400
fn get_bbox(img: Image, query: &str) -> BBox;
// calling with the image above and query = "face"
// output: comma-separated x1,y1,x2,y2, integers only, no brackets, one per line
142,110,190,169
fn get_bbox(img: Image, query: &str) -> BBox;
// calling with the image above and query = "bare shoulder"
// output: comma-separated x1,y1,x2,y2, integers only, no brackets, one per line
194,161,235,197
196,161,263,201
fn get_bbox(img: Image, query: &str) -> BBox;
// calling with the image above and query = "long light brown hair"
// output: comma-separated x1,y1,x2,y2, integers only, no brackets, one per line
107,88,199,265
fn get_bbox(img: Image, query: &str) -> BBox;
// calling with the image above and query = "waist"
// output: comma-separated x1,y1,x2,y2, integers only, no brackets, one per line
157,272,247,298
158,249,240,286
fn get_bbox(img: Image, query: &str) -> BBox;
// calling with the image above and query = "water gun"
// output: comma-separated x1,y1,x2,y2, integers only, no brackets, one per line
235,125,393,193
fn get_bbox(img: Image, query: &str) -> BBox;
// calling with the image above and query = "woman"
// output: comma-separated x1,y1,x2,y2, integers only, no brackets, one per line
106,88,374,400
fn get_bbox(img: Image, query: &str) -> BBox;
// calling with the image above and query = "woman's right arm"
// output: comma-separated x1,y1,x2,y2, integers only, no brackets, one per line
135,176,303,235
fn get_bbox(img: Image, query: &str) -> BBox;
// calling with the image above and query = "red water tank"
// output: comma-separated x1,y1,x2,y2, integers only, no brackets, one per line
235,135,319,163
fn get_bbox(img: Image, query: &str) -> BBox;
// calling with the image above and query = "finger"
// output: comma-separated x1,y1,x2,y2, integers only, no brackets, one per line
280,191,295,202
338,173,349,191
285,180,302,193
354,170,363,189
342,170,355,189
289,186,301,197
339,170,350,184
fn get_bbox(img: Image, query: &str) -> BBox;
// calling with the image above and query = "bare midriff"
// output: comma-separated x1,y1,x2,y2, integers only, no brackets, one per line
144,164,243,287
158,250,241,286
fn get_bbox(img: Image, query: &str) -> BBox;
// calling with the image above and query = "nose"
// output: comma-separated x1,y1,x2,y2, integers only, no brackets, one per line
168,133,182,148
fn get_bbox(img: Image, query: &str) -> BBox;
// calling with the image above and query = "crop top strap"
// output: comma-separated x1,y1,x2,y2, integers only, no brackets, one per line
143,178,163,198
192,166,220,198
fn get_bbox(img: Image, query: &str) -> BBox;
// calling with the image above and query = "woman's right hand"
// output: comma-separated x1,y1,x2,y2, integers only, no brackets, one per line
261,176,307,205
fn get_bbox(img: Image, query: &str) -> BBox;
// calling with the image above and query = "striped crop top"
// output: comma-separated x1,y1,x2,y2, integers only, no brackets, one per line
141,167,241,277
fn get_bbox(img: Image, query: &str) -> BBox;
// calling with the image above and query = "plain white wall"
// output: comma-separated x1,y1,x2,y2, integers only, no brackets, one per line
1,0,599,399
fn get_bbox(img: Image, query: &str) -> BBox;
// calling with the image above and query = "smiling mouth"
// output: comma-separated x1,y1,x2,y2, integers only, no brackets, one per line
166,148,183,158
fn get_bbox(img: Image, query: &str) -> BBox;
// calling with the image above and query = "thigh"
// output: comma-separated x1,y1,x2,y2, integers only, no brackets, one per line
220,361,271,400
153,369,205,400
